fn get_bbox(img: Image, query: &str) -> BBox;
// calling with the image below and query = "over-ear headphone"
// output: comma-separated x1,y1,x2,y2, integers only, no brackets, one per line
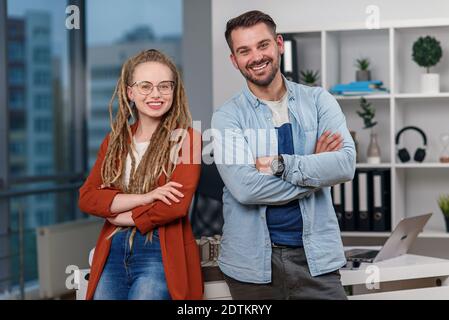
395,126,427,163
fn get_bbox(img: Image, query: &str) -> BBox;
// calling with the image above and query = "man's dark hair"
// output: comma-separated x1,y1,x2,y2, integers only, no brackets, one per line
225,10,277,52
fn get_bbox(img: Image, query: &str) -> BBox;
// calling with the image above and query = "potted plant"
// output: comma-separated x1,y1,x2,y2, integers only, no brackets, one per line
412,36,443,93
437,194,449,232
357,97,380,164
355,58,371,81
300,69,320,86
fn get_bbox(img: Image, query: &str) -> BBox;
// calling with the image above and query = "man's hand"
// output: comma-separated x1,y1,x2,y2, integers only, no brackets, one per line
255,156,275,174
315,131,343,154
255,131,343,173
107,211,135,227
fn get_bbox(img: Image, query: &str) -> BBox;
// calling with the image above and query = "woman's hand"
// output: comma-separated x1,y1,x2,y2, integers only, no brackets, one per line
107,211,135,227
142,181,184,205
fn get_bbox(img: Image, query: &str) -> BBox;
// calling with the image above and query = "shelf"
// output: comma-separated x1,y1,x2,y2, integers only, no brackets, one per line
341,230,449,238
341,231,390,237
395,92,449,100
395,163,449,168
335,94,391,101
356,163,392,169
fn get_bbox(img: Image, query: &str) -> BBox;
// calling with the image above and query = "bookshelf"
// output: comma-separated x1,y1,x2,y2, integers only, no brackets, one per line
282,19,449,240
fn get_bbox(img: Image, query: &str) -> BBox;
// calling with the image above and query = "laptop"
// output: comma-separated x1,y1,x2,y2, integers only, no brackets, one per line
344,213,432,264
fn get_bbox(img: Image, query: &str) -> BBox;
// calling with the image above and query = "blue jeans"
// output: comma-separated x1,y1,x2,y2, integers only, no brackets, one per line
93,227,171,300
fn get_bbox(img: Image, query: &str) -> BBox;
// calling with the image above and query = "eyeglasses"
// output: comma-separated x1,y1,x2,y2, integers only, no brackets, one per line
129,80,175,95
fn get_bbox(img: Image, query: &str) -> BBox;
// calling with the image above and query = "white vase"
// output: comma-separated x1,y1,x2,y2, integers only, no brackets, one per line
421,73,440,93
367,131,381,164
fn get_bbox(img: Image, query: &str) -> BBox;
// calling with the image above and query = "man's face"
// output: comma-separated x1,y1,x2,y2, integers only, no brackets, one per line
229,23,284,87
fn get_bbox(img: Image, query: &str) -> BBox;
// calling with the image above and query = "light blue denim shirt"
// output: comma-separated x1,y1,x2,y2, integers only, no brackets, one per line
211,77,356,282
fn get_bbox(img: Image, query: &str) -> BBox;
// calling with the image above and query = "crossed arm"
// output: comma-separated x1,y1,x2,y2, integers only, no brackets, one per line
211,89,356,206
78,129,201,230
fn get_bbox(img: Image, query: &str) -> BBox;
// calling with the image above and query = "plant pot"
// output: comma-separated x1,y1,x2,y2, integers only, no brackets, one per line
444,216,449,232
367,130,381,164
421,73,440,93
356,70,371,81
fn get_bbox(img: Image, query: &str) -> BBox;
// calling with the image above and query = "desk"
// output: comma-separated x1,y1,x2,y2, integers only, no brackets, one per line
75,249,449,300
203,247,449,300
341,247,449,299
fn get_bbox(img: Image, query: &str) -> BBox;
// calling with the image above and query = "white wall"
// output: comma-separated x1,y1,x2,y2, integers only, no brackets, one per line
212,0,449,108
183,0,213,129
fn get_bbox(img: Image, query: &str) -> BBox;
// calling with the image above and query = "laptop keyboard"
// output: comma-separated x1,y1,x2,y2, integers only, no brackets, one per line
345,249,379,260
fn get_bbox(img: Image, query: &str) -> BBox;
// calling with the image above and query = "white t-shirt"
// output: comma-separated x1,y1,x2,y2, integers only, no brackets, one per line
260,93,290,127
123,136,150,187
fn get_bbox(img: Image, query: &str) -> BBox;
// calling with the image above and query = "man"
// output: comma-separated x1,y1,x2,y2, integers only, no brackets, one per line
211,10,356,300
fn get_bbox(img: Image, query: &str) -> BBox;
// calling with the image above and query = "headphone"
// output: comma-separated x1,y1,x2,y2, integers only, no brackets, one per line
395,126,427,163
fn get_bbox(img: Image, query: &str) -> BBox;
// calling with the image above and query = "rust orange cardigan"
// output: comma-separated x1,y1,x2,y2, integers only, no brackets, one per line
78,124,203,300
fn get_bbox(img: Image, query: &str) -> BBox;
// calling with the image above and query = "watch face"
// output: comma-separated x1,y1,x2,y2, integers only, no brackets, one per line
271,158,283,175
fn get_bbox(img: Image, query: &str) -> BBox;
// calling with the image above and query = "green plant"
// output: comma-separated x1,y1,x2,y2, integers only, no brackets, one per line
438,194,449,217
412,36,443,73
300,69,320,85
355,58,370,71
356,97,377,129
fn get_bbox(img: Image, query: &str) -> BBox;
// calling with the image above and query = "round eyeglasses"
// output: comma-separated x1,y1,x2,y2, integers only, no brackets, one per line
129,80,175,95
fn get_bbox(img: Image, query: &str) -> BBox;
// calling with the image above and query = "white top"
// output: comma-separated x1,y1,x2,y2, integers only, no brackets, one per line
260,93,290,127
123,136,150,187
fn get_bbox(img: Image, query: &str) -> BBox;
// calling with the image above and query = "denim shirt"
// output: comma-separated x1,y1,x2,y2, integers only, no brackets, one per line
211,77,356,282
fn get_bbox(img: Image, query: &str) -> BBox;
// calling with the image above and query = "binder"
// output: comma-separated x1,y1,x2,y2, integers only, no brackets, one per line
371,169,391,231
331,183,345,231
280,35,298,83
343,180,356,231
355,170,371,231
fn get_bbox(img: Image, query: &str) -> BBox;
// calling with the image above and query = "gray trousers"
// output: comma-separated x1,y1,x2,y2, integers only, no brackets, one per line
224,246,347,300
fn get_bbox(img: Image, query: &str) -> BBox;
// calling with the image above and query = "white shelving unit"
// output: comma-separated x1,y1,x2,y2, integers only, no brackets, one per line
283,20,449,242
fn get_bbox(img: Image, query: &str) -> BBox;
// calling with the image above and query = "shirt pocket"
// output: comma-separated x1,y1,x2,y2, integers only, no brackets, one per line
303,126,318,155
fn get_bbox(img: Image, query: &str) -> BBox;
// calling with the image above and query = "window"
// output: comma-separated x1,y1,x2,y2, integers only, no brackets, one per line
34,164,52,175
33,47,50,64
90,66,121,80
9,141,25,157
34,94,51,111
34,117,52,133
8,41,24,62
87,0,183,169
35,141,53,155
33,70,51,86
10,116,25,130
9,89,25,110
5,0,74,290
8,67,24,85
33,26,49,38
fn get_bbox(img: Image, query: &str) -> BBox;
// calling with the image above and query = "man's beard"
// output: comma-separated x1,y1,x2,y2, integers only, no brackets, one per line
240,57,279,87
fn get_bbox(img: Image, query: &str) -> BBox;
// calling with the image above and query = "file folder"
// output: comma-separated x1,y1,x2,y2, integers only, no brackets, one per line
356,170,371,231
331,184,345,231
280,35,298,83
371,169,391,231
343,180,356,231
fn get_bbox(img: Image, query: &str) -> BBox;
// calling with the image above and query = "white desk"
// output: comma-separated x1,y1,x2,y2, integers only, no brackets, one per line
75,248,449,300
204,247,449,300
341,247,449,299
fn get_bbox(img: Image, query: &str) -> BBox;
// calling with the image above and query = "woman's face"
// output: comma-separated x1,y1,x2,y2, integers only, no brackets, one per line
127,61,175,121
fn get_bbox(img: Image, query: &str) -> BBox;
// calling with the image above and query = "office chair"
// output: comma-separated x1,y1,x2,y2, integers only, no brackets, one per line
189,161,225,237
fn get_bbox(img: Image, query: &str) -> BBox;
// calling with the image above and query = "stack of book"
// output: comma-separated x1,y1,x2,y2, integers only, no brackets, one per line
330,80,388,96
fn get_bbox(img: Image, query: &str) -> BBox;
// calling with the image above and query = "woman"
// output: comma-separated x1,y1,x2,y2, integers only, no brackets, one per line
78,49,203,300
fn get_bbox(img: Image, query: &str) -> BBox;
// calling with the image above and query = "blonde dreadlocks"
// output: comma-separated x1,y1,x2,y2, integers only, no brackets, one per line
100,49,192,244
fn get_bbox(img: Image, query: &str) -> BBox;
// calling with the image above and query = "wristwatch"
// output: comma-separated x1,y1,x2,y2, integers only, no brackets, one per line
270,155,285,176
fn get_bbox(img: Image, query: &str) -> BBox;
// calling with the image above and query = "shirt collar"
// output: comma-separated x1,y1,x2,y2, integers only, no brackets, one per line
243,74,295,108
